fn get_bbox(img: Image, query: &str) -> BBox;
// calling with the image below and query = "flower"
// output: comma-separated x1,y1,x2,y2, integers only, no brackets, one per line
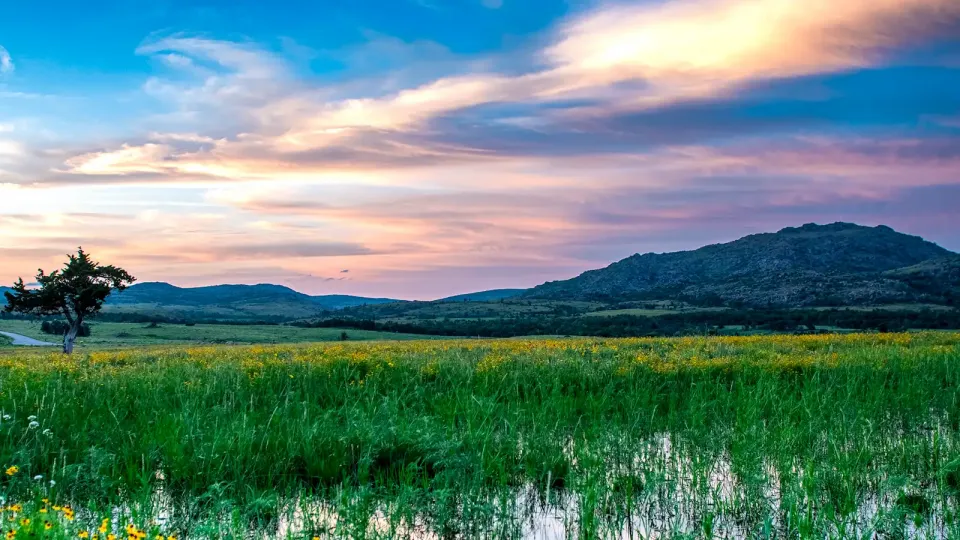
27,422,39,430
18,519,28,526
42,429,52,437
5,530,16,540
4,466,18,476
49,480,56,487
79,532,90,539
44,521,53,530
26,416,36,422
107,534,117,540
1,415,10,421
33,475,43,481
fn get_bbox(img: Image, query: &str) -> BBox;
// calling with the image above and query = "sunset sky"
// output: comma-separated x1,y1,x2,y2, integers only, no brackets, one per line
1,0,959,299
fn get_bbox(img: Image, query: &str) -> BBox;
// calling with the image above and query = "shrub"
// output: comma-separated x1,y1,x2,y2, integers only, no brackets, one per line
40,320,91,336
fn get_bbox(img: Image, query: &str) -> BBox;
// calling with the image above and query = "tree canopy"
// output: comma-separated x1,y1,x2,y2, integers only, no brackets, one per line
4,248,135,353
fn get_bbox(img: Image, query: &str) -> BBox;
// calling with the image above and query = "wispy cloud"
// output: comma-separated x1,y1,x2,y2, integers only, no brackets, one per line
0,46,13,74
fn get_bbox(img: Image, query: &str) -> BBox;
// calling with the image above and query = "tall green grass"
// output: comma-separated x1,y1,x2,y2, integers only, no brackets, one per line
0,333,958,538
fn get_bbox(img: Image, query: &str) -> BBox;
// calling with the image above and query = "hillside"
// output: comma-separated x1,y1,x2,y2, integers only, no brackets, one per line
526,223,956,307
882,255,960,305
438,289,526,302
103,282,398,321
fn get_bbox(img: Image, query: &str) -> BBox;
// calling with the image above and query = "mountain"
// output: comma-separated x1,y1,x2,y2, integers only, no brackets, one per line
526,223,957,308
439,289,526,302
104,282,398,321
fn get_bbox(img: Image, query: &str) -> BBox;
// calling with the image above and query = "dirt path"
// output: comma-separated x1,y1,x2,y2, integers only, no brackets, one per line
0,331,56,346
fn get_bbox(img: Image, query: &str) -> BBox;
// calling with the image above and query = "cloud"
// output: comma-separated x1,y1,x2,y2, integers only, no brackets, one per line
205,241,375,260
0,46,13,74
37,0,956,187
546,0,959,91
3,1,960,298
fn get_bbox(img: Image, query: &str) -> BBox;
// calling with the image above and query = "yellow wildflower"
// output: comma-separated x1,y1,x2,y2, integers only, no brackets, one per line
4,466,17,476
79,532,90,539
18,519,28,526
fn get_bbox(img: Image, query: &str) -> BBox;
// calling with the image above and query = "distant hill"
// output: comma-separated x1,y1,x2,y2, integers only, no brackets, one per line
526,223,957,308
103,282,398,321
438,289,526,302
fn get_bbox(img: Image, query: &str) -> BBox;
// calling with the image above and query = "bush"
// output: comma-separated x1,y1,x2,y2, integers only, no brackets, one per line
40,320,91,337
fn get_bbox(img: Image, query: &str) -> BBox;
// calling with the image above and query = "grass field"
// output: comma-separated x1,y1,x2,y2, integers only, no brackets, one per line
0,333,959,538
0,320,433,349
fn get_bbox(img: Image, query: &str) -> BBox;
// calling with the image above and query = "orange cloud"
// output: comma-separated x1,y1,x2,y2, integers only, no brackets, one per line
52,0,957,185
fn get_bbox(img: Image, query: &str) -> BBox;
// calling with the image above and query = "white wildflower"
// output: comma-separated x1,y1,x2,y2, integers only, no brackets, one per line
27,415,37,422
28,421,39,429
33,475,43,481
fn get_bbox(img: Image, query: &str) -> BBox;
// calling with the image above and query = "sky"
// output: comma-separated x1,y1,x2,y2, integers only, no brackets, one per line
1,0,959,300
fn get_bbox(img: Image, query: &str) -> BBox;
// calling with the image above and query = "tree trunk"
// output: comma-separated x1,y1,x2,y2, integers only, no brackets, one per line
63,321,80,354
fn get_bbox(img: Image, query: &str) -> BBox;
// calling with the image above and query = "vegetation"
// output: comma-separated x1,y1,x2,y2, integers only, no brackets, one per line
297,305,960,338
0,333,958,537
3,248,135,353
40,320,91,337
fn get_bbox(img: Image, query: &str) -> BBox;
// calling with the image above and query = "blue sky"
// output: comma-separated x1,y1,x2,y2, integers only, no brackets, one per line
1,0,959,299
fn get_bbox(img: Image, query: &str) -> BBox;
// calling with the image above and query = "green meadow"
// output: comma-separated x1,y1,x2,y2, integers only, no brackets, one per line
0,333,959,538
0,320,430,350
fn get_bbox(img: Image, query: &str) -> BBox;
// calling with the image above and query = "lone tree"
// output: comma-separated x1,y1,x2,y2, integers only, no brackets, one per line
3,248,135,353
